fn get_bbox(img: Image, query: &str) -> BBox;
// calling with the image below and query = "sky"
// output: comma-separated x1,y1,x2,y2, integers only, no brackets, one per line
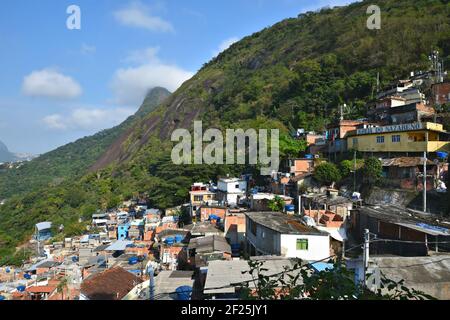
0,0,353,155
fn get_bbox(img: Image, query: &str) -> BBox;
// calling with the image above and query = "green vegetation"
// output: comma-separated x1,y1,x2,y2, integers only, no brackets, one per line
0,0,449,264
268,196,286,212
240,259,436,300
314,162,342,186
363,157,383,183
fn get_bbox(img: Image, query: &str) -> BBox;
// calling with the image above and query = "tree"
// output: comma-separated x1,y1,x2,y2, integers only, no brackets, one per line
363,157,383,183
57,277,69,300
314,162,342,186
268,196,285,212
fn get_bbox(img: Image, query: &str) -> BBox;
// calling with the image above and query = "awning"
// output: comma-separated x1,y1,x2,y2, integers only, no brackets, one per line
36,222,52,231
105,240,134,251
317,226,347,242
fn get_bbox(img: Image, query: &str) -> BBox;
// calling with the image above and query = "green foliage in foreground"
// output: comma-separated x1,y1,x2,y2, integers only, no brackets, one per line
240,260,436,300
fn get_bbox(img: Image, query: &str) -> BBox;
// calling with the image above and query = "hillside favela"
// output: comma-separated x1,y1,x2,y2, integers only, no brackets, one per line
0,0,450,306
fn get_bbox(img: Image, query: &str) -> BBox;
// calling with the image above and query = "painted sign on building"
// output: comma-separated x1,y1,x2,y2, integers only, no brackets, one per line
357,123,423,135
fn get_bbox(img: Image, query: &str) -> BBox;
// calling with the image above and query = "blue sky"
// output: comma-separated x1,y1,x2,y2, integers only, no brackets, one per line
0,0,352,154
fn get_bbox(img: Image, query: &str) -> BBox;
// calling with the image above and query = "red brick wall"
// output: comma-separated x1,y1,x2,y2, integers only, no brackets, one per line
200,207,227,222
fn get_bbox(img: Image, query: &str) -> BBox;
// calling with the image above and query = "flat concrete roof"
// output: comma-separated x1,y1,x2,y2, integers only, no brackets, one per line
204,259,302,295
245,212,327,236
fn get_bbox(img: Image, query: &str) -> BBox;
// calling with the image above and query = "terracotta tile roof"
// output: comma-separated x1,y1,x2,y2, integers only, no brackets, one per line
381,157,434,168
26,285,57,294
81,267,142,300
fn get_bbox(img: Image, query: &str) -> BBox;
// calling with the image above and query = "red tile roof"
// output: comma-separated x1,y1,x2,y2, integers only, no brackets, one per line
26,285,57,294
81,267,142,300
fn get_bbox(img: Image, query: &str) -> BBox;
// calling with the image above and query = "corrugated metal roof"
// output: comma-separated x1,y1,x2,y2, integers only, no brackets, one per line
105,240,134,251
35,222,52,231
381,157,434,168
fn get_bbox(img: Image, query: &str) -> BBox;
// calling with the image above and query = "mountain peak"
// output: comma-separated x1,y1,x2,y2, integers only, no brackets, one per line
0,140,16,163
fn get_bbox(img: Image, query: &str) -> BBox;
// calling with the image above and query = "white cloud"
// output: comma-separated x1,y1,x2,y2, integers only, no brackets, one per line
43,107,135,131
113,1,174,33
111,47,193,106
22,69,82,99
81,43,96,55
213,37,240,57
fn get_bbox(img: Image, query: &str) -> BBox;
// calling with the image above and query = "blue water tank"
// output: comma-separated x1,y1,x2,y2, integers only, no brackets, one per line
175,235,183,243
17,286,26,292
176,286,192,300
5,268,10,273
128,257,139,265
437,152,448,159
305,154,314,159
231,244,241,251
285,205,295,212
23,274,31,280
72,256,79,263
0,295,5,301
165,237,175,246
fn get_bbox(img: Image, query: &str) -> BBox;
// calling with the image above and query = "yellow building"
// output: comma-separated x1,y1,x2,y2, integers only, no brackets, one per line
347,122,450,154
189,183,216,216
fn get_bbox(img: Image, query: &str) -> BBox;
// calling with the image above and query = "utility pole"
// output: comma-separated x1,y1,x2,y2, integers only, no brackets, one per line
423,131,429,213
362,229,370,289
147,265,155,300
423,151,427,213
353,150,357,193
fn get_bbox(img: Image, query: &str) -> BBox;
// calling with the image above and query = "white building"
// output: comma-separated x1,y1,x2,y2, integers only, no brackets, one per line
245,211,330,261
217,178,247,206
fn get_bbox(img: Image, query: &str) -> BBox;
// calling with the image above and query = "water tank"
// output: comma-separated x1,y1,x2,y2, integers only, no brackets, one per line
305,154,314,159
165,237,175,246
437,152,448,159
175,235,183,243
285,205,295,212
0,295,5,301
231,244,241,251
23,274,31,280
72,256,79,263
128,257,139,265
17,286,26,292
176,286,192,300
5,268,10,273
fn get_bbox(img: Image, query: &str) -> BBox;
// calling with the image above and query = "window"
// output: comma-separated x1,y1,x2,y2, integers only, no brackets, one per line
376,136,385,144
296,239,308,251
392,135,401,143
194,196,203,202
250,220,257,236
235,184,240,189
352,138,358,145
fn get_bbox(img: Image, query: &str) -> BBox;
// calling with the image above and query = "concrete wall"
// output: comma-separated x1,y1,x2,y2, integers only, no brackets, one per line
280,234,330,261
246,218,281,256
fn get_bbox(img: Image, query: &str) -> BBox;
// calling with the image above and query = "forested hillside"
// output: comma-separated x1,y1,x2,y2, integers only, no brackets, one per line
0,0,449,265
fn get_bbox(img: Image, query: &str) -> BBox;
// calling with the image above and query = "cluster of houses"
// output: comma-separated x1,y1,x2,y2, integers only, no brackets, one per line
0,72,450,301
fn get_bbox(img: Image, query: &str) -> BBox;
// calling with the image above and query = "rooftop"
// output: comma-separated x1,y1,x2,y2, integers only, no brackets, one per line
356,206,450,236
381,157,435,167
245,212,327,236
81,267,142,300
204,259,302,295
188,235,231,254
